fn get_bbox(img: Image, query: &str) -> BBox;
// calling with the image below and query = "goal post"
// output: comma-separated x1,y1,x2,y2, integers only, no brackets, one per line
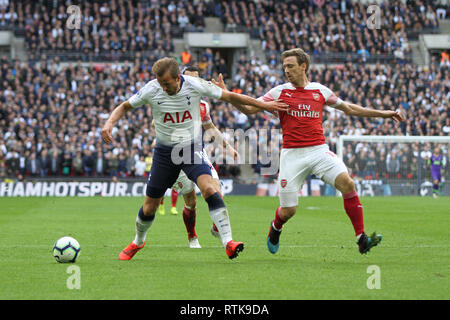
336,135,449,196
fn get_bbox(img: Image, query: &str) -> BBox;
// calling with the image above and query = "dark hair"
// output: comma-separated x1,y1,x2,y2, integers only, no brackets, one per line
152,57,180,78
281,48,311,72
183,66,200,74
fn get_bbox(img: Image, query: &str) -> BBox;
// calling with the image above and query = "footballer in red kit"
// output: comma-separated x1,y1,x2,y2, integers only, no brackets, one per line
213,48,405,255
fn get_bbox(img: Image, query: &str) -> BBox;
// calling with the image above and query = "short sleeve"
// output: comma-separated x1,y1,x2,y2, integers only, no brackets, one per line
257,85,283,102
319,85,343,107
128,81,156,108
190,76,223,100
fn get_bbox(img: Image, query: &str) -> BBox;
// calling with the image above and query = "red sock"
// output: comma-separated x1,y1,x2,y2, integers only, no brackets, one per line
182,206,197,239
171,189,178,207
273,206,287,230
160,197,164,205
343,191,365,236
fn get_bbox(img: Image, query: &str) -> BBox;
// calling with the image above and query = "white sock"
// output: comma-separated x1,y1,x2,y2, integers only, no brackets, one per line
133,215,154,246
356,233,363,241
272,221,282,232
209,207,232,247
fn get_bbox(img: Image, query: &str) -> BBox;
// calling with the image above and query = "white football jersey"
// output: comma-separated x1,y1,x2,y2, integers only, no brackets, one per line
128,75,222,146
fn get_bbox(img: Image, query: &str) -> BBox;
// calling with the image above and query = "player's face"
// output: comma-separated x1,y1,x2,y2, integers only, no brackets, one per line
157,71,180,96
184,71,199,78
434,147,440,155
282,56,305,85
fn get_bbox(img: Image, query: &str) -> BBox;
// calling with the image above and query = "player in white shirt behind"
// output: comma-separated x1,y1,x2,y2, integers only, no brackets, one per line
161,66,238,249
101,57,287,260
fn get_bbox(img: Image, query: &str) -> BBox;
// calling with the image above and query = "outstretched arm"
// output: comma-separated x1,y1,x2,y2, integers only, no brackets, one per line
332,101,405,123
202,122,239,160
101,101,134,143
220,90,287,114
212,74,285,114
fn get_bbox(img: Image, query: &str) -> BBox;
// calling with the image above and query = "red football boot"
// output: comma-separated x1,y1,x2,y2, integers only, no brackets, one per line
119,241,145,260
226,240,244,259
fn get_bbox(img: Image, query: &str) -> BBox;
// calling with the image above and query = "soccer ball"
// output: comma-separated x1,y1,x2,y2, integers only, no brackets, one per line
53,236,81,263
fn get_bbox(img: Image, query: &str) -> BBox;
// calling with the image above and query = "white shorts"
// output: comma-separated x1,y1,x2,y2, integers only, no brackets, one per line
201,148,219,180
278,144,347,207
172,170,195,195
172,149,219,195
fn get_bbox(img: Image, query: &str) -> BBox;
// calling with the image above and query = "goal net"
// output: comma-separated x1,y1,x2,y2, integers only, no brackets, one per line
336,136,449,197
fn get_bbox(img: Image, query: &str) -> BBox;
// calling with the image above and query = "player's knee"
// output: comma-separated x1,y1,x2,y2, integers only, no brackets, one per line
335,174,355,194
201,185,216,199
281,206,296,220
341,180,355,194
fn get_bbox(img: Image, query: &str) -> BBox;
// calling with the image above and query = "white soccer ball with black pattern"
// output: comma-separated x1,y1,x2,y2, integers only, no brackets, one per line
53,236,81,263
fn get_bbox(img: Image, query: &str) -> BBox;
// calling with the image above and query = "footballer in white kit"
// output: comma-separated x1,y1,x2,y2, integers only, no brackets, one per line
172,98,220,196
101,57,288,260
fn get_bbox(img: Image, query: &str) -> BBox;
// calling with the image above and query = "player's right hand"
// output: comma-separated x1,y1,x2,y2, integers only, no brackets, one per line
101,123,113,143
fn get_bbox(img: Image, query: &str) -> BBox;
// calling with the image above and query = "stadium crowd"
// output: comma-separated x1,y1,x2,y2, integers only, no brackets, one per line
0,0,447,63
0,49,448,180
0,0,448,182
219,0,440,63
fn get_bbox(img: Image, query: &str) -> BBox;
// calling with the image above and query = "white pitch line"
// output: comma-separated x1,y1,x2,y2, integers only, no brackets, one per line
3,244,450,249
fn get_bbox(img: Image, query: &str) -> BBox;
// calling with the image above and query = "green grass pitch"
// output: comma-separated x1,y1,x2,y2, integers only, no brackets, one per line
0,196,448,300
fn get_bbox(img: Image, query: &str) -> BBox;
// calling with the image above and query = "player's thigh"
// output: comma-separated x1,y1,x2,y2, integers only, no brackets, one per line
146,147,181,198
182,146,215,197
311,146,348,188
278,148,311,208
212,178,222,195
432,172,441,184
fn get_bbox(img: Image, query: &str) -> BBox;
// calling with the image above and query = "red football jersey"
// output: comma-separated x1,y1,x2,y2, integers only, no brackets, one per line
260,82,342,148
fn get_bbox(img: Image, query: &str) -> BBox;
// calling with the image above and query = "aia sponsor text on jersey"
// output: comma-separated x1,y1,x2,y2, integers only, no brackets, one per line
163,110,193,124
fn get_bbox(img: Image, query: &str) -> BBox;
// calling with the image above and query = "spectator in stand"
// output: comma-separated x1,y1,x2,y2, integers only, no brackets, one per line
181,48,192,65
83,149,95,176
441,50,450,69
61,153,72,176
106,152,118,177
95,151,104,176
387,153,401,178
134,155,147,177
72,151,83,176
26,152,40,177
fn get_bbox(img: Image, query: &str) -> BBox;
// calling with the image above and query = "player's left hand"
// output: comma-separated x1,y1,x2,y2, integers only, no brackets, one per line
211,73,228,91
385,109,406,123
